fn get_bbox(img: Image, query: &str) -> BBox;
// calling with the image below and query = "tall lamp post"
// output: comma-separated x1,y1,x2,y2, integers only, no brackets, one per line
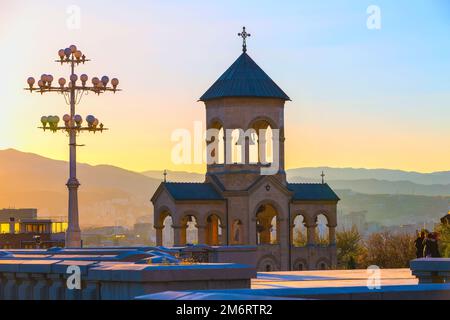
25,45,120,248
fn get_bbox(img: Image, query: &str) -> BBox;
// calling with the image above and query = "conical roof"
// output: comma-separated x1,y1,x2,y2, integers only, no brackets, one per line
199,52,290,101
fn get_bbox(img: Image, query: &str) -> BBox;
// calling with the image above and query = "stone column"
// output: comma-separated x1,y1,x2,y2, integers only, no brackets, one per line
3,273,18,300
173,225,185,247
17,273,33,300
244,136,250,164
197,224,207,245
155,225,163,246
328,225,337,245
278,128,285,171
48,274,65,300
306,224,317,246
32,274,49,300
225,130,232,165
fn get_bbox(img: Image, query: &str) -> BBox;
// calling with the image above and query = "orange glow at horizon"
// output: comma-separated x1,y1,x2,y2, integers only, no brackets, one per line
1,1,449,175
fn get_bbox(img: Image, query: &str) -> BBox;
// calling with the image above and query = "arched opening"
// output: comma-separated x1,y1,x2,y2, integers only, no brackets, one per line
206,214,222,245
315,214,330,246
292,214,307,247
207,120,224,164
257,255,278,272
182,214,198,245
161,214,173,247
294,259,308,271
231,219,243,245
317,260,329,270
249,118,277,165
256,203,279,245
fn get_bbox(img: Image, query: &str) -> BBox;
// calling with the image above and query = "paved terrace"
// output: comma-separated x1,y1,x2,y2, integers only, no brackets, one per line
139,269,450,300
252,269,417,289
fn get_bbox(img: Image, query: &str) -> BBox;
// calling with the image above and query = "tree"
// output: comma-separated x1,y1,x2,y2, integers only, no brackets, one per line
336,226,365,269
436,222,450,257
293,228,307,247
361,231,416,268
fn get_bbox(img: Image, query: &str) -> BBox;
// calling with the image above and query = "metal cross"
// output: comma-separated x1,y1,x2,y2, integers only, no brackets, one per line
321,171,325,184
163,169,167,183
238,26,251,53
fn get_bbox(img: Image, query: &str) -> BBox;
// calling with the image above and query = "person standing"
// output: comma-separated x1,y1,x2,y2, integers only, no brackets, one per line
423,232,441,258
414,231,426,258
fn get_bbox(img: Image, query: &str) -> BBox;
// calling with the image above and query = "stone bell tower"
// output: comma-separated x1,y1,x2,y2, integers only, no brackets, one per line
200,27,291,191
152,27,339,271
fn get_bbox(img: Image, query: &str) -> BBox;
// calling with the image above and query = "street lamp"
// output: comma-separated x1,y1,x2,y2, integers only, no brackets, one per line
25,45,121,248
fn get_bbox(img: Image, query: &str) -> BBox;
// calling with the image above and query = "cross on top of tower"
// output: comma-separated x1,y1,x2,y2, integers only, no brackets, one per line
321,171,325,184
163,169,167,183
238,26,251,53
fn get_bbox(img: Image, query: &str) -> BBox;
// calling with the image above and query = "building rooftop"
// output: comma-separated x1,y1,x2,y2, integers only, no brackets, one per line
199,52,290,102
164,182,224,201
287,183,340,201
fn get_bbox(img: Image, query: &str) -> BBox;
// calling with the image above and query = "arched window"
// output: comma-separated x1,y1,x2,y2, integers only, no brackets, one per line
182,215,198,245
256,204,279,245
206,214,222,245
315,214,330,246
162,215,173,247
292,214,307,247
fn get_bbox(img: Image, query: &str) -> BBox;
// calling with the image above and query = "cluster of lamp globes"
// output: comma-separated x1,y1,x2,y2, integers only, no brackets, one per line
26,74,119,93
57,45,86,64
26,44,119,93
40,114,103,132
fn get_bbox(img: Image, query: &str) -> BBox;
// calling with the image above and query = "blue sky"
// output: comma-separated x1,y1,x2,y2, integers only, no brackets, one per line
1,0,449,172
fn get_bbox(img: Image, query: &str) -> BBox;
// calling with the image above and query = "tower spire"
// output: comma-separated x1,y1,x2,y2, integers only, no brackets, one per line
238,26,251,53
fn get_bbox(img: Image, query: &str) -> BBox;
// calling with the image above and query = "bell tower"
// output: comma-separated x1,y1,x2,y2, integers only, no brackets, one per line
199,27,290,191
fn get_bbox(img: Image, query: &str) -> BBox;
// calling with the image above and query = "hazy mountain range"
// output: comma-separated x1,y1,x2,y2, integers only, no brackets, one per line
0,148,448,227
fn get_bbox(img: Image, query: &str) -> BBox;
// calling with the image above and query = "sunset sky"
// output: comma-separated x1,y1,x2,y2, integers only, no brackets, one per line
1,0,449,174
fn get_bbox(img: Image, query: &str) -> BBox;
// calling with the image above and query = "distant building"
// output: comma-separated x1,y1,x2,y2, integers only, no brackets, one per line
339,211,367,233
0,209,67,249
133,222,153,243
0,208,37,222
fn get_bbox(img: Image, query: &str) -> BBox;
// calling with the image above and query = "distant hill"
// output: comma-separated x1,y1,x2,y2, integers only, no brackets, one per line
0,149,160,228
288,177,450,197
287,167,450,185
141,170,204,182
0,148,448,228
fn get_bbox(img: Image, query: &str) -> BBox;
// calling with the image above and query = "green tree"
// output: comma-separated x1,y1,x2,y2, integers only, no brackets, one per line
436,222,450,257
336,226,364,269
